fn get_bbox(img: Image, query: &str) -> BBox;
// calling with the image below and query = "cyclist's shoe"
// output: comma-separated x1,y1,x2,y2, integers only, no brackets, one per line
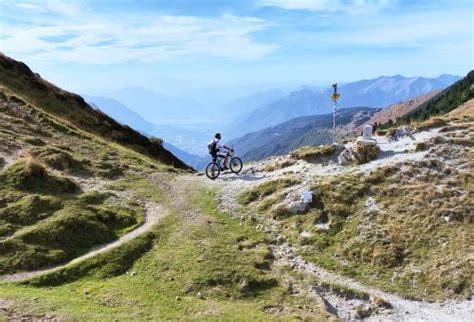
222,165,229,171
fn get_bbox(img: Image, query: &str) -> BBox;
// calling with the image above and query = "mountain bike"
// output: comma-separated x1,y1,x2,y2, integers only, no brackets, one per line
205,147,243,180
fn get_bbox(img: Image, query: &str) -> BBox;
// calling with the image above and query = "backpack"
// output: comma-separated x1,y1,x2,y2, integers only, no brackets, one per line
207,140,217,154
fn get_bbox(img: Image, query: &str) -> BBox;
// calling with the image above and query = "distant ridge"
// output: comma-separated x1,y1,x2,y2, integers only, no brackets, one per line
0,53,189,169
227,74,461,138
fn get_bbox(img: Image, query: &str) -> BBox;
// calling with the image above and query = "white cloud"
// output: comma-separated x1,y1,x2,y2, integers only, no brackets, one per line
258,0,393,14
1,2,275,64
299,8,472,49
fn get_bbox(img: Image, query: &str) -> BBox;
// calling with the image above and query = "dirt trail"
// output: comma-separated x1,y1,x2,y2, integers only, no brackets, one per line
0,202,166,282
196,127,474,321
199,171,474,321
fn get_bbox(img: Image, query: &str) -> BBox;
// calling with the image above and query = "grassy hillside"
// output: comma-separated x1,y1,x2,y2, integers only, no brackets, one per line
0,56,335,320
0,53,189,170
0,85,173,274
237,116,473,301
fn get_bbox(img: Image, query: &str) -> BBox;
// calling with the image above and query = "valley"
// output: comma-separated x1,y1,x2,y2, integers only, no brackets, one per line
0,54,472,321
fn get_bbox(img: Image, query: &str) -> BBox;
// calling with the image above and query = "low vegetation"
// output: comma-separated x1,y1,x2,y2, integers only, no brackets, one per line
240,135,473,300
414,117,448,131
289,145,335,162
0,54,189,169
352,144,380,164
382,70,474,128
0,183,332,320
238,177,301,205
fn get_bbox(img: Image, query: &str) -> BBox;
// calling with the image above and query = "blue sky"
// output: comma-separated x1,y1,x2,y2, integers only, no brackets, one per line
0,0,473,97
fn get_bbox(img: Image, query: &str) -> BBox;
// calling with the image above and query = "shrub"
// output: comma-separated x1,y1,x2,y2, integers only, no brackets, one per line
352,144,380,164
415,117,448,131
290,145,335,161
150,136,164,147
238,178,301,204
0,158,79,194
414,142,428,152
30,147,85,172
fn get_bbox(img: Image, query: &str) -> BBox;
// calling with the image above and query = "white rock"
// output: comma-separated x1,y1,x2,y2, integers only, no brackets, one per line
338,148,353,165
299,231,312,238
301,191,312,204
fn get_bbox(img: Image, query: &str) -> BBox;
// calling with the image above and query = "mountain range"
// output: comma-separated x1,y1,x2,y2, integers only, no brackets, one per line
226,74,461,138
229,106,380,161
109,86,217,124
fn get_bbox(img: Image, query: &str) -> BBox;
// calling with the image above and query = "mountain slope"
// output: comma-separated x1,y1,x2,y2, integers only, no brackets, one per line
229,107,380,161
111,86,209,123
357,90,441,130
84,95,207,169
0,55,338,320
219,89,285,121
393,70,474,124
228,74,460,137
84,95,157,135
0,54,188,170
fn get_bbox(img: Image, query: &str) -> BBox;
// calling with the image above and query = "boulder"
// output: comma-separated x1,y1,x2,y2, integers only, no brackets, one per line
338,148,353,165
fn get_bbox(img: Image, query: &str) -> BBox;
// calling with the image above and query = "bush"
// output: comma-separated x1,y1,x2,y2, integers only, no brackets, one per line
30,147,85,172
414,142,428,152
238,178,301,204
352,144,380,164
0,158,79,194
289,145,335,161
415,117,448,131
150,136,164,147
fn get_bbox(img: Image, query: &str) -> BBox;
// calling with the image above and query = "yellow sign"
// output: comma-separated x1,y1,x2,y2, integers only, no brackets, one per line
332,93,340,101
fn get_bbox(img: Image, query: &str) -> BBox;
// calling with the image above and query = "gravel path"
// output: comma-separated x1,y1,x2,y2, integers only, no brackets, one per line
197,126,474,321
0,202,166,282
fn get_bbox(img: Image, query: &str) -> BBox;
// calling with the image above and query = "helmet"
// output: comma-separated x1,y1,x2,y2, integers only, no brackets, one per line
215,133,221,140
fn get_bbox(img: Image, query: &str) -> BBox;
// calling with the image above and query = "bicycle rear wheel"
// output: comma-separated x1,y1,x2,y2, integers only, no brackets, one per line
205,162,221,180
230,157,243,174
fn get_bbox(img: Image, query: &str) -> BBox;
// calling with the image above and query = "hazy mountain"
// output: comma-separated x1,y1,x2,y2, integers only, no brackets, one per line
83,95,208,168
84,95,157,135
163,142,209,170
227,74,461,138
218,89,285,121
110,86,210,123
229,106,380,161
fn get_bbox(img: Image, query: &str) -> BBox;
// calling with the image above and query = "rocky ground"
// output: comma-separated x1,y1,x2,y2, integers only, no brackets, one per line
198,116,474,321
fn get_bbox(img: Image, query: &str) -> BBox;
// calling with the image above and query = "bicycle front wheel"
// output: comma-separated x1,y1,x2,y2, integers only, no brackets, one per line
230,157,243,174
205,162,221,180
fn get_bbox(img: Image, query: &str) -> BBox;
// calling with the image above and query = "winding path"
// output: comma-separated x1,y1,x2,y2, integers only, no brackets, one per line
0,202,166,283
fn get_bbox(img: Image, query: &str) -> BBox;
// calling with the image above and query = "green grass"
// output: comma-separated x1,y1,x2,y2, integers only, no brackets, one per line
0,158,79,194
238,177,301,205
240,157,473,301
0,56,189,169
0,183,332,320
289,145,335,161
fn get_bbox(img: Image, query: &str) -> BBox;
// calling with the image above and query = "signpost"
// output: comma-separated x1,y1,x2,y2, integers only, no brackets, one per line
331,83,340,143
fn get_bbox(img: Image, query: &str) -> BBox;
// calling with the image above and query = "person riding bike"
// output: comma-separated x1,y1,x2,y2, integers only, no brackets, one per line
208,133,233,170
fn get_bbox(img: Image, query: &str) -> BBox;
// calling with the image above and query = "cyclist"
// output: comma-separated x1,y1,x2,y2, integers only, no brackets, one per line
208,133,233,170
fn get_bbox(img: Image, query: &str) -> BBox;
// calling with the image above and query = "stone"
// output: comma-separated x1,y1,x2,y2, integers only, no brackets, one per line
363,124,373,140
338,148,353,165
288,201,309,214
299,231,312,238
301,191,312,204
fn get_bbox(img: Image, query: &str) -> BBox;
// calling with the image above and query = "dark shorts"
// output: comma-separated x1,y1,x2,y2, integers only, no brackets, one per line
210,152,225,162
210,151,217,162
